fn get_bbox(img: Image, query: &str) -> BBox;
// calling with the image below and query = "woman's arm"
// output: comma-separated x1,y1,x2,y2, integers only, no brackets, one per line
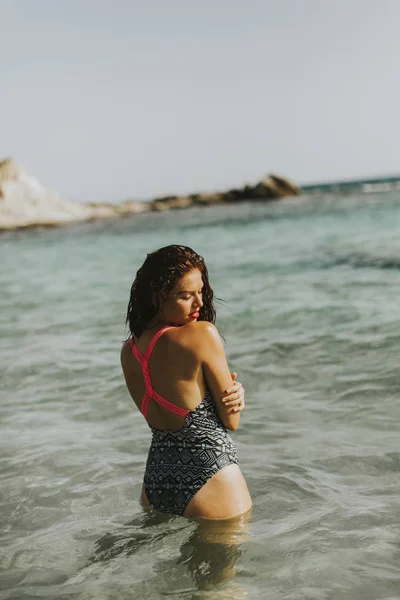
221,373,245,414
195,322,241,430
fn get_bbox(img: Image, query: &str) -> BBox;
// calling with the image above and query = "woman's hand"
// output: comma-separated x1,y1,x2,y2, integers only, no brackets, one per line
221,372,245,413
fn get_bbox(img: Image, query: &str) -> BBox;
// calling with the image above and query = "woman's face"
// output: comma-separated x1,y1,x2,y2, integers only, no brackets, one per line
159,268,204,325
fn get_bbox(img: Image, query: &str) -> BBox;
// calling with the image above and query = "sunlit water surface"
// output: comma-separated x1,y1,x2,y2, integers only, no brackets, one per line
1,192,400,599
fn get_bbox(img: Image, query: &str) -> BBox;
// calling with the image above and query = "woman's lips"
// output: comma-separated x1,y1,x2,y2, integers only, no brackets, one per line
189,311,200,318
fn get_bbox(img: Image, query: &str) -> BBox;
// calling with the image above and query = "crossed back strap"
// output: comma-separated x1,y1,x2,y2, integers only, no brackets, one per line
130,327,190,419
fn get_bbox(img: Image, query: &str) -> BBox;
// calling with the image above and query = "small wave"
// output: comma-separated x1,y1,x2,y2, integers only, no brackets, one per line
329,252,400,270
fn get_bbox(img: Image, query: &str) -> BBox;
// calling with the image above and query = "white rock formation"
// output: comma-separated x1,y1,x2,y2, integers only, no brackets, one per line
0,158,147,230
0,158,92,229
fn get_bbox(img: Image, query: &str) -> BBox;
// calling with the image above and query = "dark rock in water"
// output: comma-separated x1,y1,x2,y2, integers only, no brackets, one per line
150,174,300,210
151,196,193,211
225,174,301,202
191,193,225,205
269,174,301,196
210,173,301,203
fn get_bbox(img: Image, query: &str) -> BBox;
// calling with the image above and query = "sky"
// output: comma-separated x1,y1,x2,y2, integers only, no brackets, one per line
2,0,400,202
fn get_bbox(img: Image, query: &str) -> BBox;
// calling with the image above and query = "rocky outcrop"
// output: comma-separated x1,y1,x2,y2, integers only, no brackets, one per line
150,195,193,212
0,158,301,231
0,158,93,229
250,175,301,199
86,200,148,219
0,158,20,194
151,173,301,210
0,158,147,230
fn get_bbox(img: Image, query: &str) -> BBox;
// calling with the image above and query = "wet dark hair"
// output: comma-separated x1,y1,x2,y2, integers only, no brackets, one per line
126,245,216,338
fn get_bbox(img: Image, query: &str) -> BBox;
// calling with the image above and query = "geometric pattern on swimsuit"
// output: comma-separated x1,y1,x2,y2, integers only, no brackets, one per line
144,391,239,516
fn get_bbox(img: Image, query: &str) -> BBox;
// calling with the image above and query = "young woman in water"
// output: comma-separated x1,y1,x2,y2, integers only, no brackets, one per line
120,245,252,519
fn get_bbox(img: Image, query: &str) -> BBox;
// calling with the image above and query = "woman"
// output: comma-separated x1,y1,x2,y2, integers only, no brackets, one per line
121,245,252,519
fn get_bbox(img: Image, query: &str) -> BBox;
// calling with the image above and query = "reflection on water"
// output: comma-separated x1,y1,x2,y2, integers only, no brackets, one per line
89,511,179,562
88,509,251,595
178,512,250,592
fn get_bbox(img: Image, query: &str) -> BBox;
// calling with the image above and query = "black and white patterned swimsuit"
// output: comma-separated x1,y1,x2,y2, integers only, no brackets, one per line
130,327,239,516
145,390,239,515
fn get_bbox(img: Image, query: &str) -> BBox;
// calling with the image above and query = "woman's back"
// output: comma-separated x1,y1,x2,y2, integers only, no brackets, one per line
121,322,252,519
121,323,211,431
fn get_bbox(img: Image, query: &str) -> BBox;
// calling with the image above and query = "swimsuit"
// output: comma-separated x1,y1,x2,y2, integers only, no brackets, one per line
130,327,239,516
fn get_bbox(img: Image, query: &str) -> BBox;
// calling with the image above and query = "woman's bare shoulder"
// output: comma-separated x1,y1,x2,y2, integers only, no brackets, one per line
170,321,220,349
120,339,131,365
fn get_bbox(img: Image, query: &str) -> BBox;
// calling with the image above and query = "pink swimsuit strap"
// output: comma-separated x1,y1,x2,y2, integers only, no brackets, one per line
130,327,190,419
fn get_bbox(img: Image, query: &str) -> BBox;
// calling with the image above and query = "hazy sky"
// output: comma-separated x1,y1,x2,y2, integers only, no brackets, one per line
2,0,400,202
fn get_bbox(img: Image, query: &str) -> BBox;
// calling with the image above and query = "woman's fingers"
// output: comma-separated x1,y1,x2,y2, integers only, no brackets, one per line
223,380,242,395
231,400,245,413
221,381,245,410
225,376,239,395
222,382,241,400
223,391,243,405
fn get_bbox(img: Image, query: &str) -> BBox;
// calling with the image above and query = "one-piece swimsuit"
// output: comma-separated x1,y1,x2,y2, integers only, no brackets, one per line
130,326,239,516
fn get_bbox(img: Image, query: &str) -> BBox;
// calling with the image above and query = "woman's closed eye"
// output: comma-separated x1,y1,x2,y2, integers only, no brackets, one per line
181,289,203,301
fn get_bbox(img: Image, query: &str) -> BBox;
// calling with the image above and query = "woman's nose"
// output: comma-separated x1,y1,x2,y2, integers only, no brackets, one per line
193,293,203,308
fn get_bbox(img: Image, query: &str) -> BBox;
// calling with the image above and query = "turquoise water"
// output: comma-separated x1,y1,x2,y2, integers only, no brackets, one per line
1,192,400,599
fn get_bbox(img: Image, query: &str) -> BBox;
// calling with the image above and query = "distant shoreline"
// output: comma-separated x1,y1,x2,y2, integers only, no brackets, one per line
2,157,400,233
0,159,300,232
302,175,400,194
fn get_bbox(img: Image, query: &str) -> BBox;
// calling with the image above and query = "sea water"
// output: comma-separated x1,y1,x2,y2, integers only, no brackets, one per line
1,191,400,599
